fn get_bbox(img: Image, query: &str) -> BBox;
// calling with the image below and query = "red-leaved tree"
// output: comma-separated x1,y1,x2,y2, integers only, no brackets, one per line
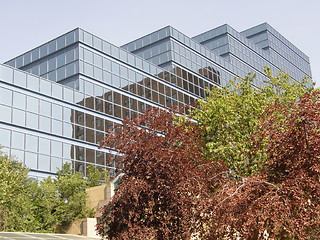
200,91,320,239
96,108,227,239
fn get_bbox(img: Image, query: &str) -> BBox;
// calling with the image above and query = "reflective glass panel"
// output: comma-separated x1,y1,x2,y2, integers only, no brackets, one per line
12,108,25,126
52,119,63,135
12,131,25,149
26,112,39,129
14,70,27,87
39,116,51,132
11,149,24,163
40,100,51,117
26,134,38,152
0,87,12,106
38,154,50,171
27,75,40,91
25,152,38,169
0,105,12,122
51,157,62,173
26,96,39,113
0,128,11,147
13,92,26,109
39,138,50,155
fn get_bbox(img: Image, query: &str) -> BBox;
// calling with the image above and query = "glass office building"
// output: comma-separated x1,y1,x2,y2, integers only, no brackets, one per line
0,23,312,179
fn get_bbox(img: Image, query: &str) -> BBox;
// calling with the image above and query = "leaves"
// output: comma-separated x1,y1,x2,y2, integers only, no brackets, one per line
192,67,312,176
97,70,318,239
0,154,105,233
97,108,227,239
201,91,320,239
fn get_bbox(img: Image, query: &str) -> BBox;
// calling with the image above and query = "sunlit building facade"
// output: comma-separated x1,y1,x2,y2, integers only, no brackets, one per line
0,23,312,178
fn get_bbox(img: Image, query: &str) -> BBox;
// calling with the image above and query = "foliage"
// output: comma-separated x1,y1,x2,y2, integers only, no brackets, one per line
35,163,95,232
200,91,320,239
0,151,107,233
96,108,227,239
96,70,318,239
86,164,110,188
0,153,39,232
192,67,313,176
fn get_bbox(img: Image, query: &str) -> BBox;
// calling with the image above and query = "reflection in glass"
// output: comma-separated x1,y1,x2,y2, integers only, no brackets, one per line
13,92,26,109
0,128,11,147
26,134,38,152
39,116,51,132
52,119,63,135
40,100,51,117
39,138,50,155
38,154,50,171
51,157,62,173
0,87,12,106
11,149,24,163
63,143,72,159
51,140,62,157
14,70,27,87
26,112,39,129
12,131,25,149
0,105,12,122
40,80,52,96
27,75,40,91
12,108,25,126
25,152,38,169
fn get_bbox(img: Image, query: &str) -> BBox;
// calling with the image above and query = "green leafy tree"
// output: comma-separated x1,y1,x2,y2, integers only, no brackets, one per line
192,67,313,176
0,150,104,233
202,91,320,239
85,164,109,188
37,163,95,232
0,151,39,232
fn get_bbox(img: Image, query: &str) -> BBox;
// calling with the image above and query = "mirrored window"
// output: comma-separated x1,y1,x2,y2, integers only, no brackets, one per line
84,49,93,64
26,112,38,129
48,58,56,72
11,149,24,163
66,63,75,77
84,63,93,77
40,80,52,95
57,67,65,81
52,84,63,99
39,116,51,132
63,87,74,102
38,154,50,171
24,52,31,65
12,131,25,149
51,157,62,173
13,92,26,109
66,49,74,64
12,108,25,126
25,152,38,169
26,96,39,113
14,70,27,87
51,140,62,157
94,54,102,68
0,87,12,106
57,36,65,50
39,138,50,155
0,105,12,122
52,119,63,135
63,143,72,159
27,75,40,91
40,100,51,116
26,135,38,152
0,128,11,147
48,41,57,54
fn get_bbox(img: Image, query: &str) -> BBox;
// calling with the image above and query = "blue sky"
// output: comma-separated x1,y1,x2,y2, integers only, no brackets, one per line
1,0,319,86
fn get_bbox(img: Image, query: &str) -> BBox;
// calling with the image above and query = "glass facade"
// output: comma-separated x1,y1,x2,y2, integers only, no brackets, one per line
1,23,312,178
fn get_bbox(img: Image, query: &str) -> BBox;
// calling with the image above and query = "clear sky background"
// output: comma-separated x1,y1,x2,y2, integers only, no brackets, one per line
1,0,319,86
